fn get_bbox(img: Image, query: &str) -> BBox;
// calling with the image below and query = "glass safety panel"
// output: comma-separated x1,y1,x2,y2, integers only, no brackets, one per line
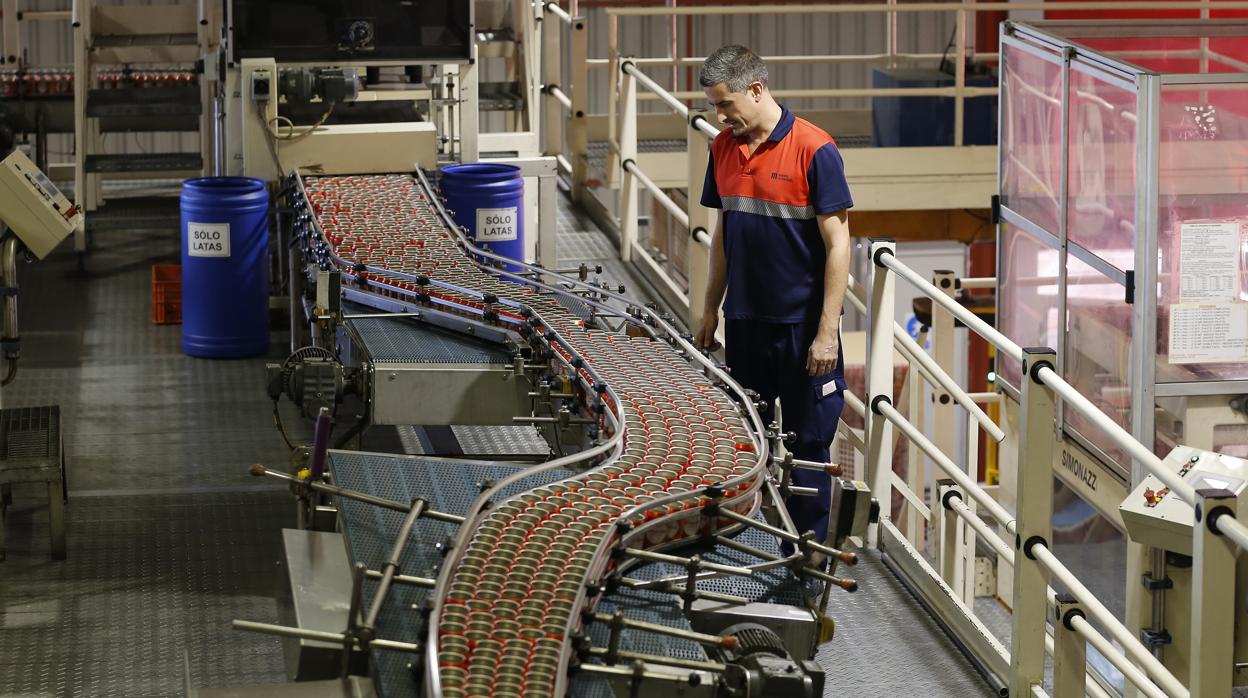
1066,64,1138,265
1064,253,1134,466
1155,80,1248,383
999,226,1060,389
1001,42,1064,235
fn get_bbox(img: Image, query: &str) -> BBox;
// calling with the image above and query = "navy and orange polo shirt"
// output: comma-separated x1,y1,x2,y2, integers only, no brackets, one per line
701,106,853,324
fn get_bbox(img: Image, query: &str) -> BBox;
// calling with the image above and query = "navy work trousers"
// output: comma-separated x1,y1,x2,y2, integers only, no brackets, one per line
725,319,846,542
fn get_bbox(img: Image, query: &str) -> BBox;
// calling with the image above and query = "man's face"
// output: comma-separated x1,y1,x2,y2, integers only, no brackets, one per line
705,81,762,138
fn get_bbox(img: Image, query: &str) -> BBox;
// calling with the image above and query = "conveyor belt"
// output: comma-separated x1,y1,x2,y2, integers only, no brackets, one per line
330,450,706,698
293,172,812,697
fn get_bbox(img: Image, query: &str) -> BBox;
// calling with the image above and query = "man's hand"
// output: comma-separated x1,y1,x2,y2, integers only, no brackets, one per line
695,314,722,352
806,333,839,376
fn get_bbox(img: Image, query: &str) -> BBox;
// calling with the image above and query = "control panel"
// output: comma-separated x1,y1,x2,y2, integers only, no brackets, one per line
0,150,81,259
1120,445,1248,554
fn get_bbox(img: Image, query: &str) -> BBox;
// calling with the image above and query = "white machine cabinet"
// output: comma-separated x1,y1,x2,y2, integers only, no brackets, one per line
1121,445,1248,554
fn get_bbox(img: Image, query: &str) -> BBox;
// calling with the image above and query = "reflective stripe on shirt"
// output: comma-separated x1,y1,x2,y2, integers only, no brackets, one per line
721,195,815,221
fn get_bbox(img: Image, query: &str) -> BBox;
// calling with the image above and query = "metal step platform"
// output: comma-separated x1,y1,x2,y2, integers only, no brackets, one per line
86,86,203,119
343,303,511,366
92,33,199,49
83,195,181,232
0,405,66,560
84,152,203,174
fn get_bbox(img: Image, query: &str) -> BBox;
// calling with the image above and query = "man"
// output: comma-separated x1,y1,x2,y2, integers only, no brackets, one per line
695,45,852,544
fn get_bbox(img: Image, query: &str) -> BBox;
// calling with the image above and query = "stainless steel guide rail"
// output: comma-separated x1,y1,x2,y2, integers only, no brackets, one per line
237,169,862,698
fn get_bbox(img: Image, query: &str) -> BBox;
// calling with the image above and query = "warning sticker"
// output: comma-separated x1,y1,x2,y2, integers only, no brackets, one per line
188,222,230,257
476,207,518,243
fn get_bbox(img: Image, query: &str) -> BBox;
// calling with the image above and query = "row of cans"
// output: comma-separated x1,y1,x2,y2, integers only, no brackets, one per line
302,173,767,698
0,68,198,98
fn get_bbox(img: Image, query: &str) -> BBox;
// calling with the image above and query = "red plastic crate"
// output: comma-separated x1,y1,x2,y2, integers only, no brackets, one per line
151,264,182,324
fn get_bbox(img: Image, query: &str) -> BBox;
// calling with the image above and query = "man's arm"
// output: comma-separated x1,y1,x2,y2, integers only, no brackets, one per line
695,215,727,351
806,209,850,376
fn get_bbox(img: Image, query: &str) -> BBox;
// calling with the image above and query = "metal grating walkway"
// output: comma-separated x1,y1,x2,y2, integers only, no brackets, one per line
346,307,511,365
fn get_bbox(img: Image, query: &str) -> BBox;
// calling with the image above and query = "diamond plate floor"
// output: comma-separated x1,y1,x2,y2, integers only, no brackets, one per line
0,223,301,696
0,188,1002,698
820,550,996,697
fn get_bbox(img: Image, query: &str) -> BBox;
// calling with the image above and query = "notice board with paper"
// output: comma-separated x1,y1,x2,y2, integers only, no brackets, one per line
1168,219,1248,365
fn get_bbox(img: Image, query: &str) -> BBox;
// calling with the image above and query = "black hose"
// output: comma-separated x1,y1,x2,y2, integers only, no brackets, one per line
272,401,296,451
0,357,17,387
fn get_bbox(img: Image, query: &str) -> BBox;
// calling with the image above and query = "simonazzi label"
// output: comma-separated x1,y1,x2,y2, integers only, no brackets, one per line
475,207,518,243
188,222,231,257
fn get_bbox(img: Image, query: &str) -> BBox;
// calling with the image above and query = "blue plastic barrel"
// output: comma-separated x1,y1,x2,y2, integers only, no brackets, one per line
440,163,525,271
180,177,270,358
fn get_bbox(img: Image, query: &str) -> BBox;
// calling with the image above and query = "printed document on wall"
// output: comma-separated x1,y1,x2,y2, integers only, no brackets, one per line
1179,221,1241,302
1168,301,1248,364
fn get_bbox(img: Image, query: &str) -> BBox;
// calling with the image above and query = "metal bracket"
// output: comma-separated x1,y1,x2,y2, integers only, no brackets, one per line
1140,629,1172,647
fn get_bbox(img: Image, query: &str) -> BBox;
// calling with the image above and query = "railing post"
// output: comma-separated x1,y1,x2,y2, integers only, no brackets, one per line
905,365,925,547
460,45,480,163
618,66,639,263
866,240,897,547
1009,347,1056,696
1052,593,1087,697
569,15,590,203
1190,489,1239,697
72,2,89,244
606,13,620,188
937,480,959,584
2,0,19,68
537,173,559,268
686,122,713,331
930,270,958,561
954,4,967,147
541,5,563,159
961,403,978,603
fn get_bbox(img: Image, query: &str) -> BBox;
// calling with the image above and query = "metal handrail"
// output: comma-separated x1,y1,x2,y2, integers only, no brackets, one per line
871,249,1248,698
892,320,1004,442
645,86,1000,101
548,85,573,111
944,491,1013,563
593,9,1248,695
1217,515,1248,552
587,52,995,68
543,1,573,23
959,277,997,290
879,253,1024,363
621,60,691,117
1030,543,1187,697
1071,614,1167,698
604,1,1248,15
879,401,1016,535
881,251,1202,505
1035,365,1196,504
623,159,689,230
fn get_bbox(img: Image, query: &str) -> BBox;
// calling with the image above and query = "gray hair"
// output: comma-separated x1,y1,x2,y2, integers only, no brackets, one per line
698,45,768,93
